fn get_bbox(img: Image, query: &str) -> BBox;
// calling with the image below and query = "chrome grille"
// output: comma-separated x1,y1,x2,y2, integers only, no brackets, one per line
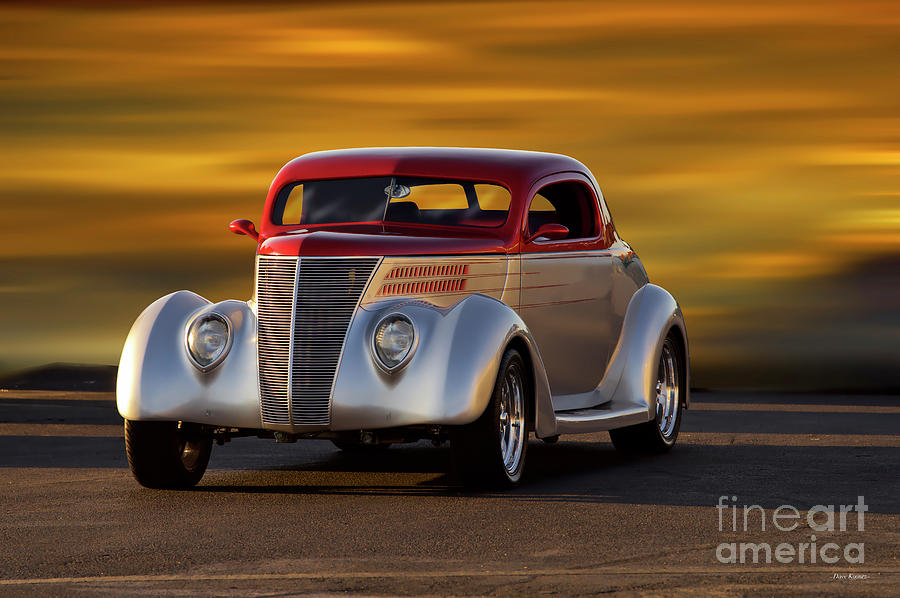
256,256,297,425
291,258,380,425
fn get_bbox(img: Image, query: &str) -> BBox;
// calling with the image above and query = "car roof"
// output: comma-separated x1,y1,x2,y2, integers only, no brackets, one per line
272,147,591,191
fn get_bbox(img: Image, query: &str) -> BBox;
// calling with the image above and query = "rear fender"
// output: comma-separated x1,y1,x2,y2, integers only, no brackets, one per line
604,283,690,418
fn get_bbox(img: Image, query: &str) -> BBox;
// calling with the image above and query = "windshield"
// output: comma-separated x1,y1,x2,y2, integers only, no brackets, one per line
272,177,511,229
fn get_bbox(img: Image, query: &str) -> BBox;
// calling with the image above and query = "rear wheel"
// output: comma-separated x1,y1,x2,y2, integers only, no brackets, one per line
125,420,212,488
452,348,529,488
609,334,684,455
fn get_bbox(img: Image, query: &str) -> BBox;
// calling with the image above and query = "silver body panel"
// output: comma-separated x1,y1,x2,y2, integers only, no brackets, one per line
519,250,617,400
117,254,686,436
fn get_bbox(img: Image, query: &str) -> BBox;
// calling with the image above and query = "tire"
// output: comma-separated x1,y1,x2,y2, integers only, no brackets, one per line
451,348,530,488
609,333,684,455
125,420,212,489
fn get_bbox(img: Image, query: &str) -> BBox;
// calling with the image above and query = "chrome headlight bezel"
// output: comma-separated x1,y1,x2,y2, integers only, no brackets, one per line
371,312,417,372
185,311,233,372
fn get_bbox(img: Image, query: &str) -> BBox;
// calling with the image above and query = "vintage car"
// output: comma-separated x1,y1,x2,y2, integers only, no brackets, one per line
117,147,689,489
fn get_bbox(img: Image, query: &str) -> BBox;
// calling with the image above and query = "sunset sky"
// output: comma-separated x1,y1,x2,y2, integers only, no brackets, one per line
1,1,898,389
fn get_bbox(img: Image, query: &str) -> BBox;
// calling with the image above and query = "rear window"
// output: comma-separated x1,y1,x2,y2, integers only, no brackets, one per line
273,177,511,228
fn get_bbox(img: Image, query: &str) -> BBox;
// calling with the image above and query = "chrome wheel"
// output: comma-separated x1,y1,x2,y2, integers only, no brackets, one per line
655,341,680,441
450,348,530,488
179,436,205,470
610,332,685,455
498,362,526,476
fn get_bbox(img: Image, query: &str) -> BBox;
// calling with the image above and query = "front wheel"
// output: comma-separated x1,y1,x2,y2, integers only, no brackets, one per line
125,420,212,489
609,333,684,455
451,348,530,488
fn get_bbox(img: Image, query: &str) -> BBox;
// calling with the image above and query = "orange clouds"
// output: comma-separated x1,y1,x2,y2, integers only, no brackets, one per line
0,1,898,386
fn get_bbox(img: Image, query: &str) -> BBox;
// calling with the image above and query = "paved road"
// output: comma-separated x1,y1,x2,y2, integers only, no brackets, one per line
0,390,897,596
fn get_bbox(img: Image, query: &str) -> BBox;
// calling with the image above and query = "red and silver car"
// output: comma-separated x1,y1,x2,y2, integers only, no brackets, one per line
117,147,689,488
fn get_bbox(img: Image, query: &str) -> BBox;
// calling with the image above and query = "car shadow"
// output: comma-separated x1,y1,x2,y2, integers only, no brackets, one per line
187,439,900,514
4,392,899,513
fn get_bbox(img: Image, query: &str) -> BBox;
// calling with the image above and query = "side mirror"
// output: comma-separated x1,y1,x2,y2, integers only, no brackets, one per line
525,223,569,244
229,219,259,240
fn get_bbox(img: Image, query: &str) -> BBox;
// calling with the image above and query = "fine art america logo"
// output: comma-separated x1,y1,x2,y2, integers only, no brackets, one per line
715,496,867,565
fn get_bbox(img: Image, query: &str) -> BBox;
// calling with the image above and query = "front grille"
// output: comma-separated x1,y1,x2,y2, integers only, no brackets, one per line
291,258,380,425
256,256,297,426
256,255,379,427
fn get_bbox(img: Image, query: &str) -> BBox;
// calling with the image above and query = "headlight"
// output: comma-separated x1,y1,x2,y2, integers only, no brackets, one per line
186,312,232,371
373,313,416,371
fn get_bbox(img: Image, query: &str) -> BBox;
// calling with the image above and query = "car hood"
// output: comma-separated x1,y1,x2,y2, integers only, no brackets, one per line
258,227,510,257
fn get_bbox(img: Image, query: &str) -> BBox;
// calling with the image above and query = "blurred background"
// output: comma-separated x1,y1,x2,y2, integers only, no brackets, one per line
1,1,897,390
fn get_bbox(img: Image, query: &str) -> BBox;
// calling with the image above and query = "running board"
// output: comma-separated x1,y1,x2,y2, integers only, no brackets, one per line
553,405,649,435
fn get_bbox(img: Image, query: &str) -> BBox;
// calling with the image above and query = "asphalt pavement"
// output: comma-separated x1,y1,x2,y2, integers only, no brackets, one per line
0,390,897,596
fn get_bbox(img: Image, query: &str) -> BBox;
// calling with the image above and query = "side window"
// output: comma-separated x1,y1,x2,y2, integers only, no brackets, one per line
527,181,599,240
527,193,558,233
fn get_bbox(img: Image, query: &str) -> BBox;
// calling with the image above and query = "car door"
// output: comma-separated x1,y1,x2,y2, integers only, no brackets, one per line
518,173,616,409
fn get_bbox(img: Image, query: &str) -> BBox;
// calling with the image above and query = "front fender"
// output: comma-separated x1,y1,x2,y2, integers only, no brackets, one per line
330,294,555,436
116,290,261,428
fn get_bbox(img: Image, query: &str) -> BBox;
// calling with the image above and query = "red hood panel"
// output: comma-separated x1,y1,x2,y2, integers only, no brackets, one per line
258,229,509,257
